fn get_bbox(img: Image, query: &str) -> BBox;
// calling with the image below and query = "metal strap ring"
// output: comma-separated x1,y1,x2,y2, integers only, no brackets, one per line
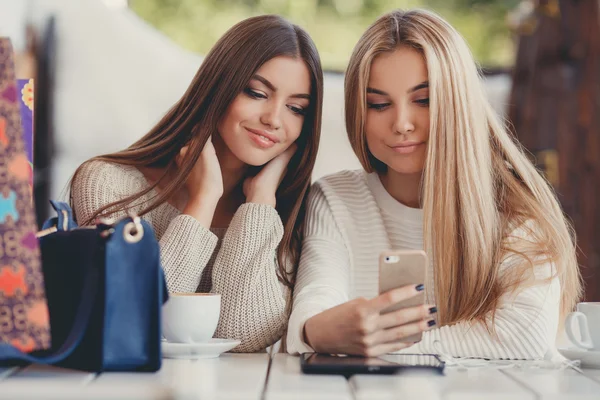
123,215,144,243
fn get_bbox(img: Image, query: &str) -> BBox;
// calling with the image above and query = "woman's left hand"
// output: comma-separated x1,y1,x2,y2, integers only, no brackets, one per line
243,144,297,207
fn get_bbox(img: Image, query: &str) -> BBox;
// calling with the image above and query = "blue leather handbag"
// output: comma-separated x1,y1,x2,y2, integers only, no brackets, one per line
0,201,168,372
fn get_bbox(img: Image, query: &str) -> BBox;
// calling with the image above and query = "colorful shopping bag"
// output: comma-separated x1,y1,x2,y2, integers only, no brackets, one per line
17,79,34,191
0,38,50,352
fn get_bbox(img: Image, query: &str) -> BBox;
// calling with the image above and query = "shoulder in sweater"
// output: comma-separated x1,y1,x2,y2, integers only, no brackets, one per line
311,169,371,201
314,169,366,189
75,159,148,199
71,159,153,223
306,170,388,244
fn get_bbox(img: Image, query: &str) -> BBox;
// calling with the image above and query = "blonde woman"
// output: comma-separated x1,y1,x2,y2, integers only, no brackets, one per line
287,9,581,359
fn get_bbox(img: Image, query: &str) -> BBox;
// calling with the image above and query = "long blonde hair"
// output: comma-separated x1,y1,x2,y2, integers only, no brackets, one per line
345,9,581,326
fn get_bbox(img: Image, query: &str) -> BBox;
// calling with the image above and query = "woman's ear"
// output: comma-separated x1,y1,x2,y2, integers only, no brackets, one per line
175,146,190,168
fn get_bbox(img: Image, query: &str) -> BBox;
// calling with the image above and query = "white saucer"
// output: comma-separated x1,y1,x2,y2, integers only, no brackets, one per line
162,338,241,359
558,347,600,369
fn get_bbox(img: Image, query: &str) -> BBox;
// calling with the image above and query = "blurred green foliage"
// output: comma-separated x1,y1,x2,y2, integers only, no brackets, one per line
129,0,520,71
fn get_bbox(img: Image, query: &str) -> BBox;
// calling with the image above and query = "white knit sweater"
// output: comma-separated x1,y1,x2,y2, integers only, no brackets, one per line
287,170,561,360
71,160,289,353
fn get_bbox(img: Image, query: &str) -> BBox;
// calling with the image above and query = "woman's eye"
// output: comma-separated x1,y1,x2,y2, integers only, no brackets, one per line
244,88,267,99
415,98,430,106
367,102,390,111
288,105,306,116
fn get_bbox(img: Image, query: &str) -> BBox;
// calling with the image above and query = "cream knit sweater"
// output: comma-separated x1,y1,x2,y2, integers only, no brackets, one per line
71,160,289,353
287,170,561,360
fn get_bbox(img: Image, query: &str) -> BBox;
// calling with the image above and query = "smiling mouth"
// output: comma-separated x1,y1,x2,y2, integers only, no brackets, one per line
389,142,424,154
254,133,273,142
246,128,278,149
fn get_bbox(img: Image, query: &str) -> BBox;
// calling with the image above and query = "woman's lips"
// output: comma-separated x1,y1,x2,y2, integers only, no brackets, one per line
389,142,424,154
246,128,278,149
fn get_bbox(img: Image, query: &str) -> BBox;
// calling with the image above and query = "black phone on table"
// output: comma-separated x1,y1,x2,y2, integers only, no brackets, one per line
300,353,445,377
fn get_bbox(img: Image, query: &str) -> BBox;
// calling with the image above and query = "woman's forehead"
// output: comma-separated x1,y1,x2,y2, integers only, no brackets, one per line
254,56,311,96
368,48,428,92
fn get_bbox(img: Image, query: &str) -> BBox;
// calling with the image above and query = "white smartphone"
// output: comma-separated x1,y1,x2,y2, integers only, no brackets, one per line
378,250,428,343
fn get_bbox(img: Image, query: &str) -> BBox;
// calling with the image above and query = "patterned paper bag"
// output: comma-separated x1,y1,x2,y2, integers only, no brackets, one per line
0,38,50,352
17,79,34,193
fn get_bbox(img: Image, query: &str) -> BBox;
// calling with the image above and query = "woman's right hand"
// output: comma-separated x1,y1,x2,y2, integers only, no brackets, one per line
178,139,224,202
303,284,436,357
178,139,223,227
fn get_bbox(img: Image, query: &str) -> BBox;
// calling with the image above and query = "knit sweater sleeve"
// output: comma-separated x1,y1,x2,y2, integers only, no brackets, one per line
401,227,561,360
71,161,219,293
209,203,289,353
286,183,351,355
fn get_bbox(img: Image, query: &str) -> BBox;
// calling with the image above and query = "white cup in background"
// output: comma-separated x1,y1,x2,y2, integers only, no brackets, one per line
565,302,600,351
162,293,221,344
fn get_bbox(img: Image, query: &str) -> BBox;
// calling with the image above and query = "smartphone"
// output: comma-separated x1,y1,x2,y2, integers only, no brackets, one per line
379,250,428,342
300,353,444,377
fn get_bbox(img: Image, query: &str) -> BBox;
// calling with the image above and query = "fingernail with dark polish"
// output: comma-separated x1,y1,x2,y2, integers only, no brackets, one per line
429,306,437,315
415,284,424,291
427,320,436,327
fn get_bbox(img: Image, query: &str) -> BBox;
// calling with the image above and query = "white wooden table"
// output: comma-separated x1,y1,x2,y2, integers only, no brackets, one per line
1,353,600,399
0,353,269,400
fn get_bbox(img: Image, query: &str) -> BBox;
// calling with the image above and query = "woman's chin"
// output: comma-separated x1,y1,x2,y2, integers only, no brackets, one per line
234,150,274,167
387,162,425,176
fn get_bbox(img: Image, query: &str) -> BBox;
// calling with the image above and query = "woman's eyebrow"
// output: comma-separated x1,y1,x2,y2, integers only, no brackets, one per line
252,74,276,91
408,81,429,93
367,87,388,95
252,74,310,99
366,81,429,96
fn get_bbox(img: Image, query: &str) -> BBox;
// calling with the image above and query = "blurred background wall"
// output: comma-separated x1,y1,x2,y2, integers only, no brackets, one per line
0,0,598,301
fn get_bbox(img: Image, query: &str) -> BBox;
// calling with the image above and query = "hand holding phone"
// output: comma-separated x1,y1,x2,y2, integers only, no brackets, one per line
379,250,430,343
303,283,436,357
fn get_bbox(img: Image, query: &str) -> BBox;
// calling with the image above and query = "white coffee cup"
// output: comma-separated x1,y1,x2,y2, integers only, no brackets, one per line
162,293,221,344
565,302,600,350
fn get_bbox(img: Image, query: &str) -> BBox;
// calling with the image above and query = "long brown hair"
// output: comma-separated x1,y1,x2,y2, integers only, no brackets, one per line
345,9,580,325
70,15,323,288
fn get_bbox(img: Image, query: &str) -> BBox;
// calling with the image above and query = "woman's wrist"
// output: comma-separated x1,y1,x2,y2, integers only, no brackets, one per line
246,193,276,207
303,316,321,351
183,194,220,228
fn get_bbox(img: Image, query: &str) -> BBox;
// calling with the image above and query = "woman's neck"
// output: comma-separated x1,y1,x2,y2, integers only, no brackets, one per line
139,136,249,210
212,135,248,199
379,169,423,209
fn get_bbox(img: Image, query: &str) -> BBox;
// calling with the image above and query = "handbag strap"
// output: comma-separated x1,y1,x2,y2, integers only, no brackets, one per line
0,255,99,364
41,200,78,231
